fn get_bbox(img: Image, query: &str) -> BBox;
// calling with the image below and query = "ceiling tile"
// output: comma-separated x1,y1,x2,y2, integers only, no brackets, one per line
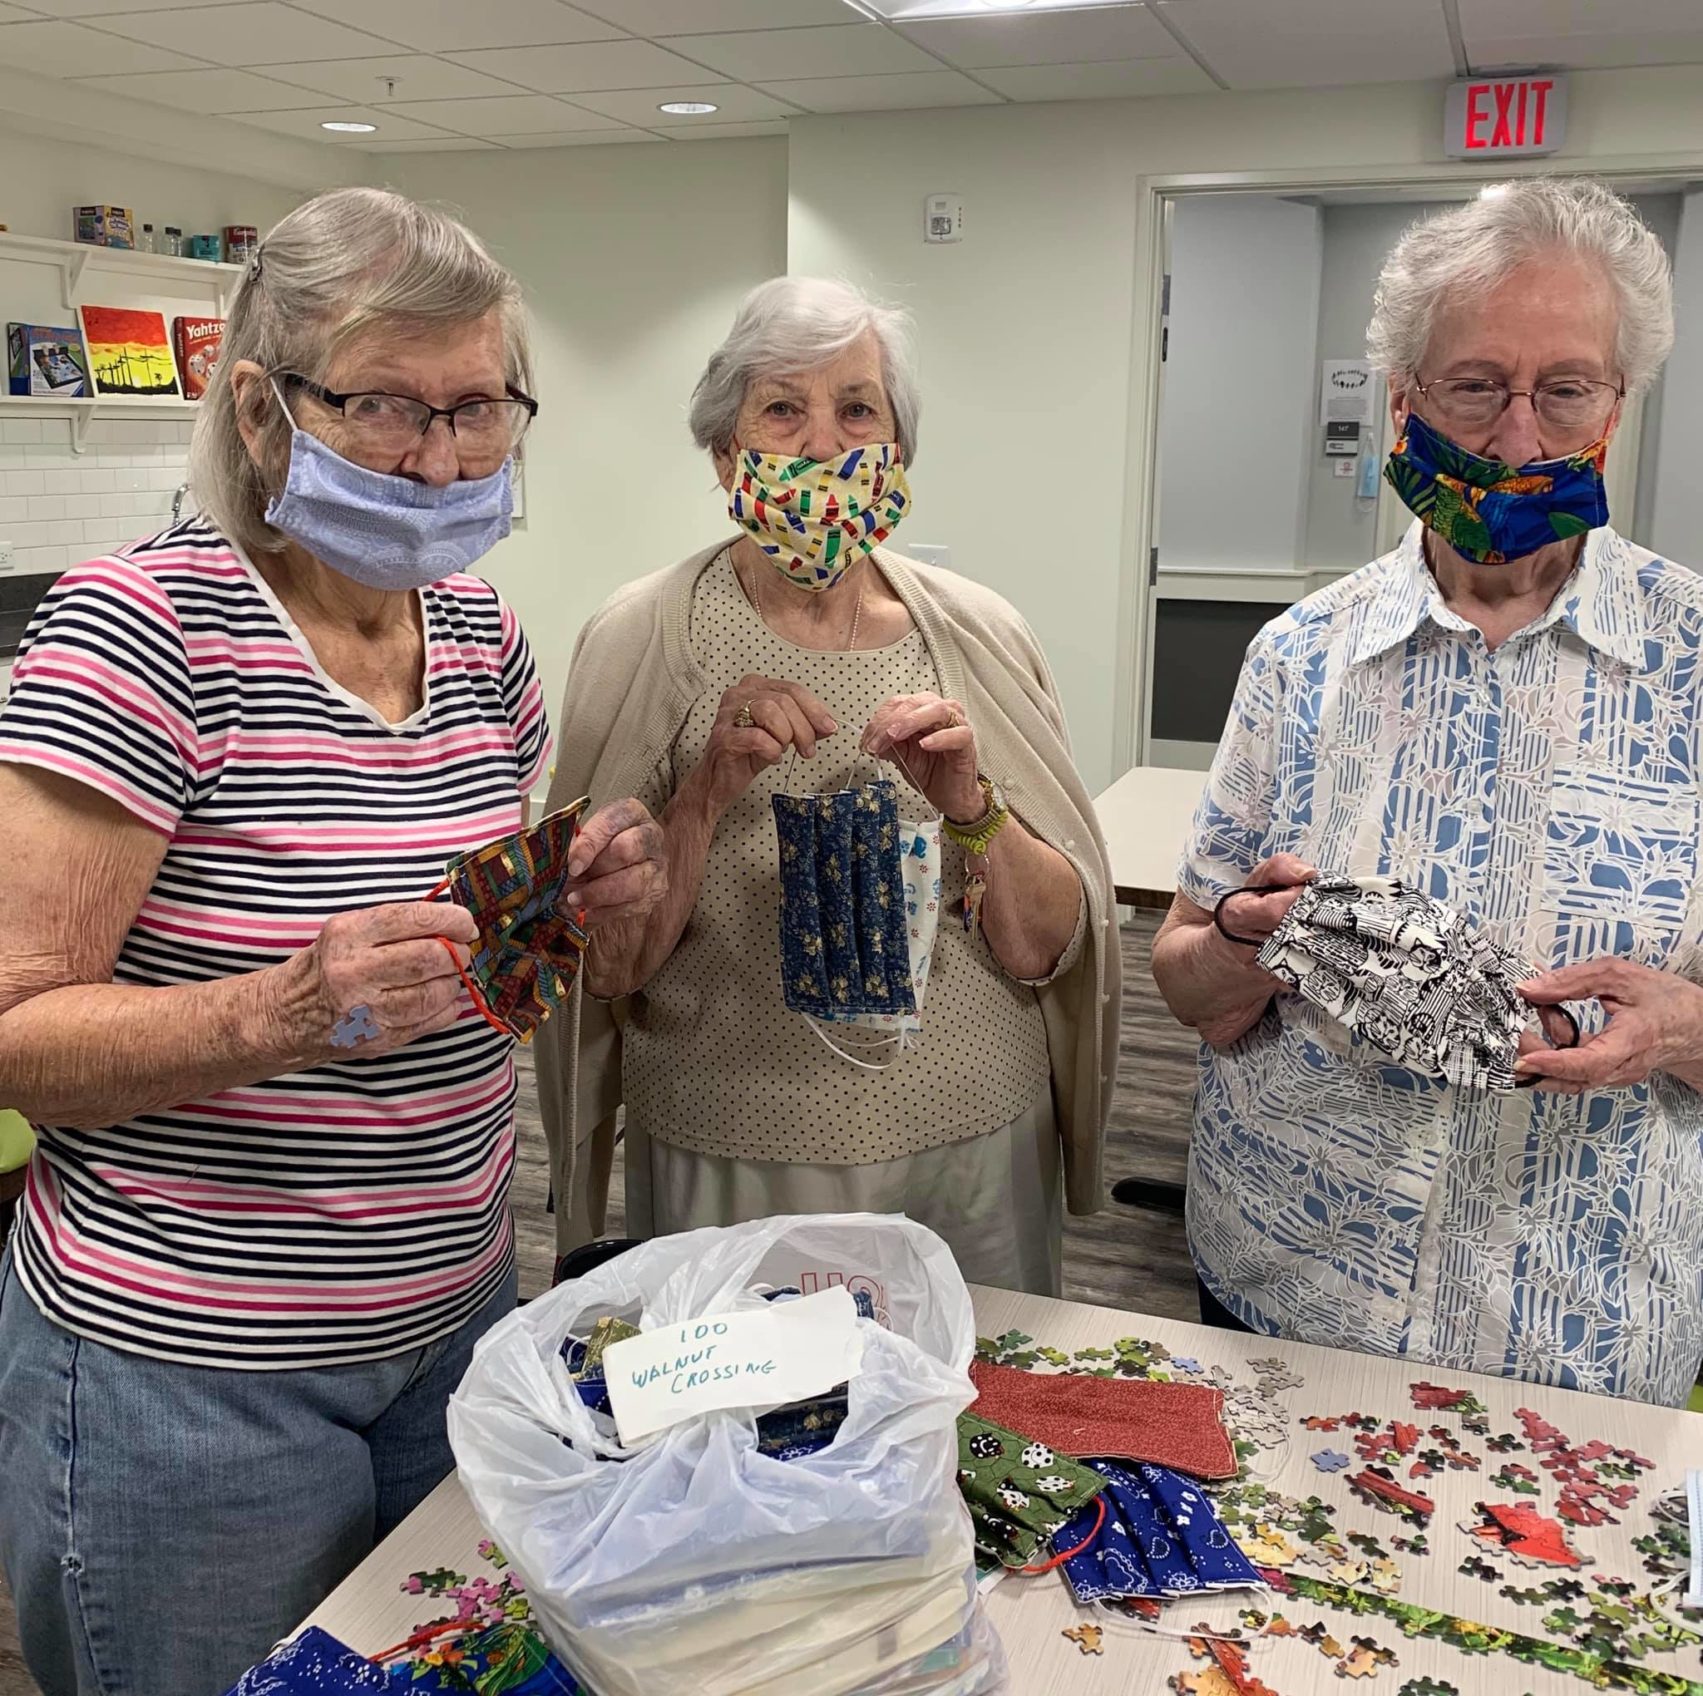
486,127,665,146
350,135,501,150
447,38,721,93
285,0,624,53
0,17,203,73
71,64,328,109
1154,0,1455,89
384,93,621,133
758,69,1002,111
229,103,457,141
665,22,937,81
1466,30,1703,68
90,2,406,64
898,4,1174,69
666,119,790,140
262,53,528,103
570,81,799,124
0,0,39,18
862,0,1137,14
977,56,1214,98
1462,0,1703,29
572,0,850,30
19,0,247,14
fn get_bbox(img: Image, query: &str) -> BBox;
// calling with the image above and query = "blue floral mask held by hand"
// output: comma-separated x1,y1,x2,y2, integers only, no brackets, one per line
1384,410,1609,565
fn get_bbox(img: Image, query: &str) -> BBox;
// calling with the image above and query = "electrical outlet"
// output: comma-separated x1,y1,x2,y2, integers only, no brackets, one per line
0,541,15,574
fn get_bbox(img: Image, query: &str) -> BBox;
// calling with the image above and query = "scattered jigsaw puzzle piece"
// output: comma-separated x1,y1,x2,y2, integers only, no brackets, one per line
1063,1623,1103,1656
1462,1501,1585,1570
1312,1448,1352,1473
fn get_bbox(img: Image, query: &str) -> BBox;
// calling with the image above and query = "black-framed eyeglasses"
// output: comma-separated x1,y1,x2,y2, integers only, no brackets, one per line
1412,372,1624,434
277,371,538,459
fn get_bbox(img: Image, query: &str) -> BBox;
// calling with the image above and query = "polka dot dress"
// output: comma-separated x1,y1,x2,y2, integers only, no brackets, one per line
621,551,1052,1166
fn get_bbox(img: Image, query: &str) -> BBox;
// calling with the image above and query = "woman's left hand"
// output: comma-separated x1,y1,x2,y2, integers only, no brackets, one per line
861,694,985,823
561,799,668,931
1515,957,1703,1091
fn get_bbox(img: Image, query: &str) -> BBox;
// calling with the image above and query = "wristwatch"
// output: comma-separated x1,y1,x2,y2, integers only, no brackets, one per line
943,776,1010,857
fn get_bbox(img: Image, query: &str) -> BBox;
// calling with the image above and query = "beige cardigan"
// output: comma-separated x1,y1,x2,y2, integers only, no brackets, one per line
535,541,1119,1251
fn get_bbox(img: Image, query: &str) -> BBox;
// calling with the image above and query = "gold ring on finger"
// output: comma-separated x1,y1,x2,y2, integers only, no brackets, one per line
733,702,756,728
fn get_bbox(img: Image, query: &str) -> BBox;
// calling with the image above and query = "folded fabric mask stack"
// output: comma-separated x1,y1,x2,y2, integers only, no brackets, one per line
1253,875,1576,1093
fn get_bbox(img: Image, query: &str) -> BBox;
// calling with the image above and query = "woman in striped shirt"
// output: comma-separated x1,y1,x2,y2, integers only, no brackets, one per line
0,189,665,1695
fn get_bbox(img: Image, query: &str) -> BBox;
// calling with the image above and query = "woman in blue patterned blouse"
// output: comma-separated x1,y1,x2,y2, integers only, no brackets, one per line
1153,177,1703,1407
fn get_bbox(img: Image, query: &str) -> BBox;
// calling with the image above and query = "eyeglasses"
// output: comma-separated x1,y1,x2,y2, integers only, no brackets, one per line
1412,373,1623,435
278,371,538,465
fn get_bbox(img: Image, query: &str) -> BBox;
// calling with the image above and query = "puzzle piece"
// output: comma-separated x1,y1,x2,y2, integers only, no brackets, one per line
1408,1382,1486,1415
330,1004,380,1048
1395,1681,1460,1696
1063,1624,1103,1657
1348,1466,1435,1528
1336,1635,1398,1679
1392,1534,1429,1558
1457,1554,1502,1583
1491,1463,1541,1496
1312,1448,1352,1473
1484,1432,1525,1454
1462,1501,1585,1570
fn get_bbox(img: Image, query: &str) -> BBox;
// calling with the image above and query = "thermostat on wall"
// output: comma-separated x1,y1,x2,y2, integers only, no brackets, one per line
924,194,963,243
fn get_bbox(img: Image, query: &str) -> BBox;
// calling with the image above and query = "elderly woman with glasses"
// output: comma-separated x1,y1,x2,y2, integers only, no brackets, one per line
0,188,665,1692
534,276,1119,1291
1153,177,1703,1407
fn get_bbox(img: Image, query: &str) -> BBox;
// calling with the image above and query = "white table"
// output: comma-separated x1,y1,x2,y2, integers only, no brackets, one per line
1093,764,1205,909
300,1285,1703,1696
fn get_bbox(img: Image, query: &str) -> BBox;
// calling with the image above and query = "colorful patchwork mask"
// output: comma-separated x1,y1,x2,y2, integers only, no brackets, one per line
437,799,591,1042
729,444,911,591
1056,1462,1265,1605
1384,411,1609,564
956,1411,1107,1570
774,780,917,1023
1244,875,1580,1093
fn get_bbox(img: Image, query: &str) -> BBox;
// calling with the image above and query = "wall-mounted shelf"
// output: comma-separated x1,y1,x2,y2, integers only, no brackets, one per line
0,393,200,454
0,230,242,314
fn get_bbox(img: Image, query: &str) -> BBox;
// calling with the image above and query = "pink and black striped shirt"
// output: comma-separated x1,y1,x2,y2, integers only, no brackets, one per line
0,522,552,1369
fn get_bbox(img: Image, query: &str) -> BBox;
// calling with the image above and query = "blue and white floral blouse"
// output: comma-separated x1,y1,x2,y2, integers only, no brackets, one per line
1179,523,1703,1407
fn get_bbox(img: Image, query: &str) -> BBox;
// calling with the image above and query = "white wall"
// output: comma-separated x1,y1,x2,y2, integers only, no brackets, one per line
786,67,1703,790
382,139,789,738
1160,194,1320,577
1649,189,1703,565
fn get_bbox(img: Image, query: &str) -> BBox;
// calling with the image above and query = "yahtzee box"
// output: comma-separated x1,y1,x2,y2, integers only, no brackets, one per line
173,316,225,400
7,323,89,396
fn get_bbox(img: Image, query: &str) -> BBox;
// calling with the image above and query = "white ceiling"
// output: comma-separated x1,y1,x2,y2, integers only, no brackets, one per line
0,0,1698,153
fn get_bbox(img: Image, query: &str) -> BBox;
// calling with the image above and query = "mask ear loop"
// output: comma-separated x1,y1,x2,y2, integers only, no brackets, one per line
807,1017,903,1072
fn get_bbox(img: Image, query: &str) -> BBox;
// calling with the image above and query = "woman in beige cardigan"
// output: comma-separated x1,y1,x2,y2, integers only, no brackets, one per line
537,278,1117,1293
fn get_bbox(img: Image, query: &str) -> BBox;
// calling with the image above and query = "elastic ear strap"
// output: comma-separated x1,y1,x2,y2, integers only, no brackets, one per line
1212,883,1287,949
1021,1494,1107,1574
1514,1000,1582,1088
433,935,511,1036
808,1016,899,1071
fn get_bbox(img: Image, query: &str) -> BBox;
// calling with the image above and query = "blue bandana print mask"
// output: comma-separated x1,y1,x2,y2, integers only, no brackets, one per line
1056,1461,1265,1605
1384,410,1610,565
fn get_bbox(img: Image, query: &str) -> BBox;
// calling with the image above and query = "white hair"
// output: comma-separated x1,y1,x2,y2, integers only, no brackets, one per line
1366,177,1674,395
689,276,921,464
188,187,532,558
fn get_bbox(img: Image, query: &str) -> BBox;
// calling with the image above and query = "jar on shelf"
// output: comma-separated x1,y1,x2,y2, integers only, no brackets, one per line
162,226,184,258
137,224,158,255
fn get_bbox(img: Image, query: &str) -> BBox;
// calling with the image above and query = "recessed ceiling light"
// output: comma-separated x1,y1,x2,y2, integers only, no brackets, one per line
658,100,718,115
321,120,378,133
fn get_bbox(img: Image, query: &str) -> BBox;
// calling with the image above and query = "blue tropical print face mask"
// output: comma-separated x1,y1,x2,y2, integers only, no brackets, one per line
1384,410,1610,565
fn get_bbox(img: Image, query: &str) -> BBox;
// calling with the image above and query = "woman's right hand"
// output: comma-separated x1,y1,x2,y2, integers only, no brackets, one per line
1209,853,1318,956
692,675,838,816
269,900,482,1061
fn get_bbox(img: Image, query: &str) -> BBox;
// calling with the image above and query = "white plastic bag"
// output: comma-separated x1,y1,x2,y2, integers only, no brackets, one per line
448,1213,1007,1696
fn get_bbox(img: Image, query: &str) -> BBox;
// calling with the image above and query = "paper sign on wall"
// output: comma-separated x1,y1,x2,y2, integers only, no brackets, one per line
1321,359,1375,427
604,1285,865,1446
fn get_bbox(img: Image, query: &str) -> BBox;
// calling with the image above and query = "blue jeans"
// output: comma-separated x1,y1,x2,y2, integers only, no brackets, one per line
0,1247,519,1696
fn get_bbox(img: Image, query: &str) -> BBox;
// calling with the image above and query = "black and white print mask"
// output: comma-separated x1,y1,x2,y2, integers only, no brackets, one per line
1226,875,1578,1093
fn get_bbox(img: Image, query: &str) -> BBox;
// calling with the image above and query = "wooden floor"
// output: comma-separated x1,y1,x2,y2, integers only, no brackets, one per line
0,915,1196,1692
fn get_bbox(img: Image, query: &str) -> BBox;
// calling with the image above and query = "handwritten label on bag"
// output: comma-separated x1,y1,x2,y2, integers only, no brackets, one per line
603,1286,865,1446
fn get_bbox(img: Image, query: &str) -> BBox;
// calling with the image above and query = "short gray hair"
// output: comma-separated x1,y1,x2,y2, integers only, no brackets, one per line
188,187,532,557
1366,177,1674,395
688,276,920,464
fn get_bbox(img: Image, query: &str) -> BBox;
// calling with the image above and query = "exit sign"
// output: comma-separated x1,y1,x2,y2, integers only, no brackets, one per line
1444,75,1567,159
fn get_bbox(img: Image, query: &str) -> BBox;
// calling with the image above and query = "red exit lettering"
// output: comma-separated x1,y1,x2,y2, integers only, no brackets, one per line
1461,78,1554,151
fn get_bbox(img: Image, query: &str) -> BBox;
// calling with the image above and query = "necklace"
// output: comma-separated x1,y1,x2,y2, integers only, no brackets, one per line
745,554,863,652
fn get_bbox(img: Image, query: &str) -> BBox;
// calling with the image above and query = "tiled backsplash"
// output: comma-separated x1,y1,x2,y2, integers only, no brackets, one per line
1,414,191,580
